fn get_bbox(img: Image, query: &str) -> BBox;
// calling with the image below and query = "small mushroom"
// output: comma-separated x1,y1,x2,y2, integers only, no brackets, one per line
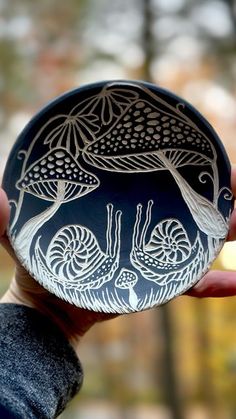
115,268,138,309
16,147,99,202
13,147,99,263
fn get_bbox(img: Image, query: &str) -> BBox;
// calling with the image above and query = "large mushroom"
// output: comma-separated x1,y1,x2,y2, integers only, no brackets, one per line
83,99,215,171
83,99,228,238
13,147,99,263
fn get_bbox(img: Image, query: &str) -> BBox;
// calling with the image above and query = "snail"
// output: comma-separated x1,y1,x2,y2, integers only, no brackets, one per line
34,203,122,291
145,218,191,264
130,200,204,286
83,85,228,239
12,147,99,263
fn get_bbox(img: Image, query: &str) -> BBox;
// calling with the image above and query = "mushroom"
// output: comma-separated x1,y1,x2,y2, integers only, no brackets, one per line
115,268,138,309
158,151,228,238
83,99,215,171
13,147,99,263
16,147,99,202
83,99,228,238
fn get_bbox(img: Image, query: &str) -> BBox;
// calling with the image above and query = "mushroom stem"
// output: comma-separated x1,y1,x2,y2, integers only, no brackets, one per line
10,190,25,233
128,287,138,309
13,182,65,264
157,151,228,238
212,161,219,206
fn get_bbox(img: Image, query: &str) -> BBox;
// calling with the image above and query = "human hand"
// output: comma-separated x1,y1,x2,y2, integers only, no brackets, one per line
0,167,236,349
0,189,117,353
186,165,236,298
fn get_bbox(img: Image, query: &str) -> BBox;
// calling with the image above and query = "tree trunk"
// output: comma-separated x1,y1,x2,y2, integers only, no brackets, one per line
141,1,184,418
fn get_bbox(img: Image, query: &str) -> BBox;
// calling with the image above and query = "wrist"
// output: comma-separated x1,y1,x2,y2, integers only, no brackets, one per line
0,275,96,354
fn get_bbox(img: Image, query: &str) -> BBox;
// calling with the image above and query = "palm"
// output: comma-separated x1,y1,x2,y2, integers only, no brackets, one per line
0,229,117,344
0,167,236,341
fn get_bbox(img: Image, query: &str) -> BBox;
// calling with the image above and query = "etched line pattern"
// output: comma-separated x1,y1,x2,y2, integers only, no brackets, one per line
8,82,230,312
83,99,214,172
34,204,122,291
130,201,204,285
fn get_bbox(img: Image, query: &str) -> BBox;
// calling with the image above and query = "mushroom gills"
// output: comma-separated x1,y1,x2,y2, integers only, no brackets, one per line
16,147,99,202
83,99,214,172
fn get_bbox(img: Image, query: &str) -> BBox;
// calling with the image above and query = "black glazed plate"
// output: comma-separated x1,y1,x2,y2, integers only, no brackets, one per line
2,80,234,313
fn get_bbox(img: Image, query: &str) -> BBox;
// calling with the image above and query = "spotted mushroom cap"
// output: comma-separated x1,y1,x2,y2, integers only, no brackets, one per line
115,268,138,289
84,100,214,172
16,148,99,202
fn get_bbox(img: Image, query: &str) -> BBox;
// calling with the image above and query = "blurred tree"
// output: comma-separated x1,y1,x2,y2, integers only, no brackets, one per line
1,1,236,417
141,1,184,418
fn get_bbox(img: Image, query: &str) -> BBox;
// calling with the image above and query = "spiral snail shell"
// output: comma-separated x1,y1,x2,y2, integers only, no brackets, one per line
144,219,191,263
47,224,104,281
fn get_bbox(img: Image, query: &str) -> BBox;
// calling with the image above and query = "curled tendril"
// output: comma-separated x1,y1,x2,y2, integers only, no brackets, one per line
17,150,27,161
175,101,208,136
8,200,17,223
218,187,233,202
198,171,214,185
176,103,185,112
174,103,186,122
8,200,17,209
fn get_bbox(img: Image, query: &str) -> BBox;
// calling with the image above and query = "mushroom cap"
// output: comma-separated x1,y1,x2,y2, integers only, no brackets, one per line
16,147,99,202
84,100,214,172
115,268,138,289
3,80,231,314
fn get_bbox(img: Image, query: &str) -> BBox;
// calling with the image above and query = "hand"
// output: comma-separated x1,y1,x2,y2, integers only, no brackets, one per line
186,165,236,298
0,167,236,350
0,190,117,353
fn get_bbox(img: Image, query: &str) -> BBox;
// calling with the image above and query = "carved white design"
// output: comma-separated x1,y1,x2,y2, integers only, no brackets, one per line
130,201,205,286
7,81,231,313
145,218,191,263
33,204,122,291
47,224,102,280
115,268,138,309
40,86,139,156
43,113,99,158
82,84,229,239
71,85,140,126
16,147,99,202
12,147,99,262
83,99,215,172
157,151,228,238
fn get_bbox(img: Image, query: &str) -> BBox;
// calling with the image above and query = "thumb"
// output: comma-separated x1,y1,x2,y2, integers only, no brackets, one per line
0,188,10,237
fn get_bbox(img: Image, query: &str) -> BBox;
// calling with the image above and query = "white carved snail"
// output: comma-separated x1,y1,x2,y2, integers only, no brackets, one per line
130,200,204,285
35,203,122,291
145,218,191,263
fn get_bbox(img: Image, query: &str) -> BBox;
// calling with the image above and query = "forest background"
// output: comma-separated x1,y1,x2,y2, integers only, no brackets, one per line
0,0,236,418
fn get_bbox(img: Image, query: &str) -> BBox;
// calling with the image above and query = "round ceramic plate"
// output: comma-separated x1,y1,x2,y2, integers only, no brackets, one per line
2,80,234,313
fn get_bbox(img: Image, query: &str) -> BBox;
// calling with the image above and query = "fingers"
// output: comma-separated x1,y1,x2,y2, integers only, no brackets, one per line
0,188,18,262
227,209,236,241
186,270,236,298
226,166,236,241
0,188,10,237
0,233,19,263
231,165,236,198
188,167,236,298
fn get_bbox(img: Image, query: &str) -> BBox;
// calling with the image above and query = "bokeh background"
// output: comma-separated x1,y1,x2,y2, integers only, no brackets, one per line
0,0,236,418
